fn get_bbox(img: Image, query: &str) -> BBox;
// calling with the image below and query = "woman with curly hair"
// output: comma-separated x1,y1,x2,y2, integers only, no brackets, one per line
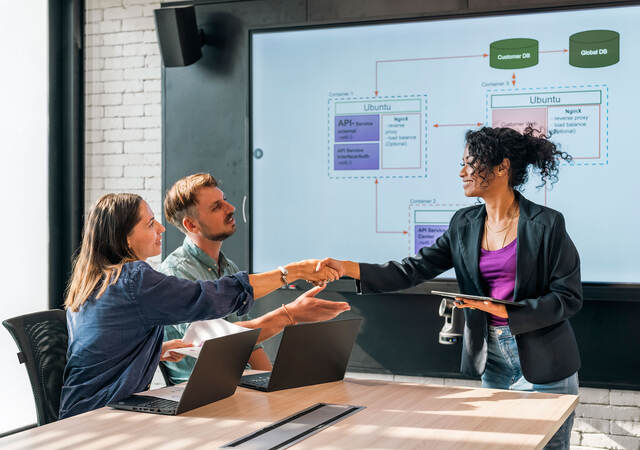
320,126,581,449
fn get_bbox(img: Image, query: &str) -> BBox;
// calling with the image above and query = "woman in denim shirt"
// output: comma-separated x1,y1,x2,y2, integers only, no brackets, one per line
59,193,347,419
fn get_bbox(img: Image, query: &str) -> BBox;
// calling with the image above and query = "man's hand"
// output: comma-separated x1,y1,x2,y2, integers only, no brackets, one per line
287,259,340,285
249,260,340,300
160,339,193,363
314,258,359,281
454,297,508,318
285,285,350,323
315,258,346,278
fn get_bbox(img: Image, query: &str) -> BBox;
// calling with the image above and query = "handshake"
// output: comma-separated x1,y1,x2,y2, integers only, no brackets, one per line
244,258,363,326
284,257,354,286
272,257,358,325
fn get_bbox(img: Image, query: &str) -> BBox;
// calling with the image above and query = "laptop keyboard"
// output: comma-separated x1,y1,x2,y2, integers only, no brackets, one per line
243,373,271,388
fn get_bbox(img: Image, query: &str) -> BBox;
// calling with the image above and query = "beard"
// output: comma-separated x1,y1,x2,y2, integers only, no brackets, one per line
200,213,236,241
202,229,235,241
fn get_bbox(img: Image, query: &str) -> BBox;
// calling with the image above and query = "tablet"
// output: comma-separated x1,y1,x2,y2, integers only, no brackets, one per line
430,290,525,307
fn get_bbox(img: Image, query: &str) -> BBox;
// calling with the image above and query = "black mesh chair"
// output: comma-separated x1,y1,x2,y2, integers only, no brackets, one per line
3,310,68,426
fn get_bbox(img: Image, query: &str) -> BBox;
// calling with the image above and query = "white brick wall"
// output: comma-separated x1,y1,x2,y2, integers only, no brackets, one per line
574,389,640,449
84,2,640,448
84,0,161,223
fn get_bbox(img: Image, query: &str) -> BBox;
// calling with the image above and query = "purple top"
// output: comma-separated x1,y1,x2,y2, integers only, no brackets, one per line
479,238,517,327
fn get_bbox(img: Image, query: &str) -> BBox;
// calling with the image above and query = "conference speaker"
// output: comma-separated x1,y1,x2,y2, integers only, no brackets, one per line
154,6,203,67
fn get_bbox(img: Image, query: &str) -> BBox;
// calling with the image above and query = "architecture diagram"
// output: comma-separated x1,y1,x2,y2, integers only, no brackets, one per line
329,96,427,179
326,30,616,256
252,8,638,281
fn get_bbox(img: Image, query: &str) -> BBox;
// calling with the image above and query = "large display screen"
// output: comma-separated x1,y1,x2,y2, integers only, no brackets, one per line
251,5,639,283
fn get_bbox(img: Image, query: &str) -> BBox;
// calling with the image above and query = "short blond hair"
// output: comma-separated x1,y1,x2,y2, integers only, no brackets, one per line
164,173,218,233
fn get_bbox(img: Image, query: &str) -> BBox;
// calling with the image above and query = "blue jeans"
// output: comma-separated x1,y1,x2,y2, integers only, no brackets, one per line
482,325,579,450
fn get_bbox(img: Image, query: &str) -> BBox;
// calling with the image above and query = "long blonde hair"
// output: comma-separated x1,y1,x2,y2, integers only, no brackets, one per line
64,193,142,311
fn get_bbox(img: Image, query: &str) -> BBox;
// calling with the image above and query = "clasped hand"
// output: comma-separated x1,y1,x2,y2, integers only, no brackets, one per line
290,258,341,286
304,258,348,286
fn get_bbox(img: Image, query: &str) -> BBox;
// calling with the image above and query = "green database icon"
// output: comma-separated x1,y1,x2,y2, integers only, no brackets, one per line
490,38,539,69
569,30,619,68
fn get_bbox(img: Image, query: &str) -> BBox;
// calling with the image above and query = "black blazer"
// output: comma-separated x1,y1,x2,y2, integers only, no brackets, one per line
359,191,582,384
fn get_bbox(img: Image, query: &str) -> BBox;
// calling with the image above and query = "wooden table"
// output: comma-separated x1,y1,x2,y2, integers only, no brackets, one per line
2,377,577,449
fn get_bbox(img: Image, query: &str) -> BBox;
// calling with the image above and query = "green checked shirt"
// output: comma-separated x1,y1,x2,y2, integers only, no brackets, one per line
158,236,260,385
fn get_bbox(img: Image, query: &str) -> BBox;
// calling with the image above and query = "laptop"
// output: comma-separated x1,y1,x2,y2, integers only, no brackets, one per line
240,318,362,392
108,328,260,415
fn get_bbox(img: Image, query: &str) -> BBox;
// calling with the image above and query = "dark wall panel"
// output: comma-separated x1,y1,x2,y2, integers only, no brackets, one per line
250,286,640,385
248,284,466,378
162,0,640,389
308,0,467,21
162,0,307,269
468,0,624,11
50,0,84,309
570,300,640,390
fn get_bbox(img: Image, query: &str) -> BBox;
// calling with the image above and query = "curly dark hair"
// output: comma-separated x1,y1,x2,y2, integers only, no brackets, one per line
464,127,571,189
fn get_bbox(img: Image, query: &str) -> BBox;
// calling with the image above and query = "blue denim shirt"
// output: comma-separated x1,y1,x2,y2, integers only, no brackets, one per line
59,261,254,419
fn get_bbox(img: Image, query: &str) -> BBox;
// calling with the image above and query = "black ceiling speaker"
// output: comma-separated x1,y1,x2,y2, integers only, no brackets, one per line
154,5,204,67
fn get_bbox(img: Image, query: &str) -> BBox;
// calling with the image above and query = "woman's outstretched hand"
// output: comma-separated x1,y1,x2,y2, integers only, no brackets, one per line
315,258,346,279
313,258,360,281
286,284,350,322
286,259,340,286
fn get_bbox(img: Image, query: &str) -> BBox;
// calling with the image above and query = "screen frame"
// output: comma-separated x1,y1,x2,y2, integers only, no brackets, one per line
248,1,640,301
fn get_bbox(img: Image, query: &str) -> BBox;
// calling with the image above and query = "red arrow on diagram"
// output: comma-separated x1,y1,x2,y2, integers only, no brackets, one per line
375,53,489,96
375,179,408,234
433,122,484,128
539,49,568,54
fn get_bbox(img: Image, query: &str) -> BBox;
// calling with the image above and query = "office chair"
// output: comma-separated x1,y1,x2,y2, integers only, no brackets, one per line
3,310,68,426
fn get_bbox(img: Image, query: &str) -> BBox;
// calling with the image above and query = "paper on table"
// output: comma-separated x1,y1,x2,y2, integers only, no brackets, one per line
162,319,251,358
183,318,250,345
164,346,202,359
136,385,185,402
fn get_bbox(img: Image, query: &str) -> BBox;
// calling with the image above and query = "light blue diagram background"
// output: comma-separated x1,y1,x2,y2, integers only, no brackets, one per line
251,5,639,283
